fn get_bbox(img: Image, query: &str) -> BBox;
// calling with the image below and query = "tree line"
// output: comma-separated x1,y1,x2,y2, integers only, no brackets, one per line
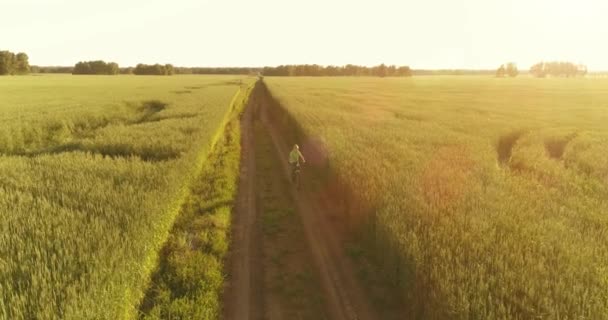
413,69,495,76
73,61,119,75
50,63,253,75
71,62,178,75
132,64,175,75
493,61,587,78
6,53,592,79
31,66,74,74
261,64,412,77
174,67,257,75
0,51,30,75
113,64,413,77
530,62,587,77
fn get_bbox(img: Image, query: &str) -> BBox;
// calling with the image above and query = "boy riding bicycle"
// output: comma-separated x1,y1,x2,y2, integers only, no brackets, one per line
288,144,305,182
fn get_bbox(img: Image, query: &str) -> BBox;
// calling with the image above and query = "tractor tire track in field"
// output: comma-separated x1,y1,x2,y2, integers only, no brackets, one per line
223,95,263,320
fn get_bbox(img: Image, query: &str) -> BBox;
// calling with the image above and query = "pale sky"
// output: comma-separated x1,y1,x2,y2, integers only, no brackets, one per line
2,0,608,70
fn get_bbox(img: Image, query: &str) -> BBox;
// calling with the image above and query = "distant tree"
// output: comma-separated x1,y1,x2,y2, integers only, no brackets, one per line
0,51,14,75
15,53,30,74
173,67,192,74
134,64,147,75
530,62,546,77
263,65,289,76
529,61,586,78
89,61,107,74
496,64,506,77
326,65,340,76
73,60,119,75
397,66,412,77
154,64,164,75
164,64,174,75
119,67,134,74
133,63,174,75
376,64,388,77
73,61,92,74
106,62,119,75
344,64,357,76
506,63,518,77
0,50,30,75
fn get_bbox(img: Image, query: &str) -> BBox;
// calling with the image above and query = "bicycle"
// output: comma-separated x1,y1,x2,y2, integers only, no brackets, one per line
290,162,302,189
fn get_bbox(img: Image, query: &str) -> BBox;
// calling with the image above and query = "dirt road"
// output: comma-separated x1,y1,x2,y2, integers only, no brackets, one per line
224,85,379,320
223,96,262,320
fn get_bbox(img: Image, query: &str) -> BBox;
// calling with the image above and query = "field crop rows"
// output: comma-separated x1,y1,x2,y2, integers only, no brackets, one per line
265,76,608,319
0,75,252,319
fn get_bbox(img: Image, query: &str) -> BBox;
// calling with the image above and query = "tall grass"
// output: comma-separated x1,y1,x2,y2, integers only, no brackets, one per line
265,76,608,319
0,75,254,319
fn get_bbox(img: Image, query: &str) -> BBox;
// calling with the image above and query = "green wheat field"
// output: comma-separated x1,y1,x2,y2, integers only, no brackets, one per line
1,74,608,319
265,76,608,319
0,75,252,319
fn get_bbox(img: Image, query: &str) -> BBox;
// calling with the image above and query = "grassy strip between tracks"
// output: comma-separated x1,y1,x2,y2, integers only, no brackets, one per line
138,84,253,320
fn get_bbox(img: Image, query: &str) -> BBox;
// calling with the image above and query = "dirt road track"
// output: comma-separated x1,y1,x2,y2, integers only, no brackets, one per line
224,86,379,320
259,98,378,320
223,99,262,320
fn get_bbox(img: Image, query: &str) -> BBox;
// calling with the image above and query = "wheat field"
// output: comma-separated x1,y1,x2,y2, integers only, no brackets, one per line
265,76,608,319
0,74,252,319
